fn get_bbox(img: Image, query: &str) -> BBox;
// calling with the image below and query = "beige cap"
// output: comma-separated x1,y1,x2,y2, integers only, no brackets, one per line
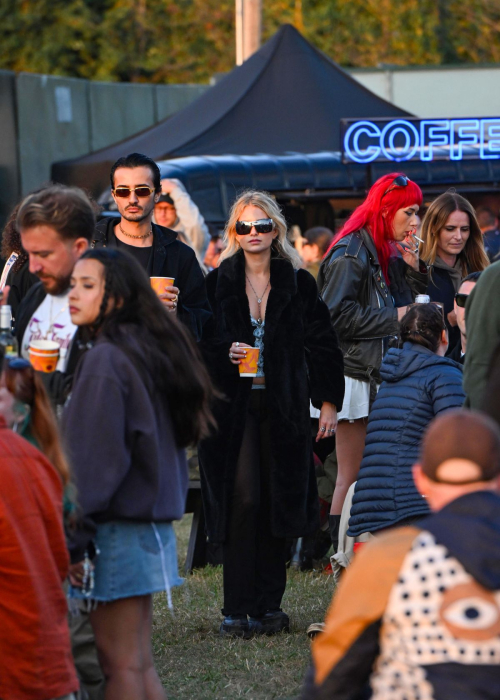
420,409,500,484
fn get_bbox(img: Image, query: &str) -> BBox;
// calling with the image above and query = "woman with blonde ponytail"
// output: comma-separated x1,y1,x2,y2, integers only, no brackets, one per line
199,190,344,638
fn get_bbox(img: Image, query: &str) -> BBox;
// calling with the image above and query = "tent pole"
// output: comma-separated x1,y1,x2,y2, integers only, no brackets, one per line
236,0,244,65
243,0,262,61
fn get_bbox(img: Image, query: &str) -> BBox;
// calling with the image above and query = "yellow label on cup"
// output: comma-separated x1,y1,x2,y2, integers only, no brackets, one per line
238,347,260,377
150,277,175,295
29,340,60,373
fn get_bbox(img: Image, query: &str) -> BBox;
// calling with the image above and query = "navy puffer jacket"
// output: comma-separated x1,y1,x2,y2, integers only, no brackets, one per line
347,342,465,537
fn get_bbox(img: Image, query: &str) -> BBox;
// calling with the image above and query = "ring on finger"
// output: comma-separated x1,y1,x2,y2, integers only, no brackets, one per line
320,426,326,432
236,342,240,347
229,352,233,359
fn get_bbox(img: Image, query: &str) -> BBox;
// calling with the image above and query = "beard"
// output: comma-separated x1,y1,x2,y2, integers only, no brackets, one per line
38,272,72,296
121,201,155,223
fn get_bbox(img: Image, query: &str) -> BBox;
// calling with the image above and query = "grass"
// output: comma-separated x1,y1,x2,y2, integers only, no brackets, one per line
152,515,335,699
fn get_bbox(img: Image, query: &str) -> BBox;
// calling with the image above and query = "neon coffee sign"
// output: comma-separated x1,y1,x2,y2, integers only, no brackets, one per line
341,118,500,164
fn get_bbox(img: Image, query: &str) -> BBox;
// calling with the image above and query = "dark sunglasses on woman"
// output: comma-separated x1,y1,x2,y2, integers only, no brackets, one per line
455,292,469,308
235,219,275,235
382,175,410,198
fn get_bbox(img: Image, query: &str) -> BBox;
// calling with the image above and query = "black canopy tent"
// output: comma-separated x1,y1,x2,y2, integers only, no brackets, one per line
51,24,410,196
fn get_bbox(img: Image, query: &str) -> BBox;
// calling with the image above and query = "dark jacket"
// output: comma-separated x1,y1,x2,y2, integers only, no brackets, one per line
14,282,86,410
428,263,461,353
447,337,465,365
198,251,345,543
92,218,211,340
304,491,500,700
62,337,188,561
347,343,465,537
483,227,500,262
5,261,38,321
318,229,427,385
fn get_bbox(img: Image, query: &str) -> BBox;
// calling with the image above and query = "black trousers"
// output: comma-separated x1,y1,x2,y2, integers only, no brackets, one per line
222,389,287,618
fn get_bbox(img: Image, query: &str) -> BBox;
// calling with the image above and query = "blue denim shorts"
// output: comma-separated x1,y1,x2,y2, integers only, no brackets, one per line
68,520,183,604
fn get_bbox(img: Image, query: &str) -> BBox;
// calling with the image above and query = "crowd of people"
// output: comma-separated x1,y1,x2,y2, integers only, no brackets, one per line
1,153,500,700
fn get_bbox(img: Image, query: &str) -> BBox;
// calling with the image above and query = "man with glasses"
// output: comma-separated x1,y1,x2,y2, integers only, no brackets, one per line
448,271,482,365
92,153,210,340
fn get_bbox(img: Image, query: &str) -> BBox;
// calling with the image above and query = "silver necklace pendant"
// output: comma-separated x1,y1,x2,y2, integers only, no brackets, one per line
257,298,262,304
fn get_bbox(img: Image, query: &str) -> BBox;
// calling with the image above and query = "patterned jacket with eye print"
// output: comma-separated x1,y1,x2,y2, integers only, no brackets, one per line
303,490,500,700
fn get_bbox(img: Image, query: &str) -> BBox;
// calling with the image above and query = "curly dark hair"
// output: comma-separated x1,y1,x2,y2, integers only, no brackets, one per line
1,202,28,275
78,247,216,447
400,303,446,353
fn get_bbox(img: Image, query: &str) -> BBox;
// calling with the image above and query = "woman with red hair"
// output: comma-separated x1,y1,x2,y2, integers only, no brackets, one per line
317,173,426,554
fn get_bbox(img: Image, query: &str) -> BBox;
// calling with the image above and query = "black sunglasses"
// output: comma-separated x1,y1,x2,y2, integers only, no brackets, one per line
455,292,469,308
382,175,410,198
113,186,155,198
235,219,275,235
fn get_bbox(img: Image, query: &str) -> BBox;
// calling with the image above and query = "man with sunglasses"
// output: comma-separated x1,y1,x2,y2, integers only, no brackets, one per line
448,272,482,365
92,153,210,340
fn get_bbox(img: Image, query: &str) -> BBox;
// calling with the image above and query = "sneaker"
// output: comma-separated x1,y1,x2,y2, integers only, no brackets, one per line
306,622,325,639
219,615,251,639
248,610,290,635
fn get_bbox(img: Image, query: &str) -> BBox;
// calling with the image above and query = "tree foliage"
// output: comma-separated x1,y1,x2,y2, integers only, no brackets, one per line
0,0,499,83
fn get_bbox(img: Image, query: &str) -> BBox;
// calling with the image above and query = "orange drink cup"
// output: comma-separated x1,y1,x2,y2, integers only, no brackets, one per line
238,347,260,377
150,277,175,296
29,340,60,373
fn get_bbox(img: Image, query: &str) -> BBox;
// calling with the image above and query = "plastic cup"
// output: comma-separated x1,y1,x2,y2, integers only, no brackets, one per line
238,347,260,377
29,340,60,373
150,277,175,296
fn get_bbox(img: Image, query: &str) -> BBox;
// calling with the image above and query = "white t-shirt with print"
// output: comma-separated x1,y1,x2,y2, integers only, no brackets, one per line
22,291,77,372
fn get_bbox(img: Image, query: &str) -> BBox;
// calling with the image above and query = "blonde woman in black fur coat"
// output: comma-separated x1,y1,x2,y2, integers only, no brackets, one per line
199,190,345,638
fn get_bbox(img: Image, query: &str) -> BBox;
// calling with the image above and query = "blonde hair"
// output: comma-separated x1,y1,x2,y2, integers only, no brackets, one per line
420,191,489,276
218,190,302,268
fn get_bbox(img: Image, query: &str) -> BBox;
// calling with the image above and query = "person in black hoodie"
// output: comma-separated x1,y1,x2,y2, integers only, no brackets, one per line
63,248,215,700
304,409,500,700
92,153,211,341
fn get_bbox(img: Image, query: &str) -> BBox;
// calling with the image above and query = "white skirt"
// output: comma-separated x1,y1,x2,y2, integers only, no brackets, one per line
309,376,373,422
337,376,371,421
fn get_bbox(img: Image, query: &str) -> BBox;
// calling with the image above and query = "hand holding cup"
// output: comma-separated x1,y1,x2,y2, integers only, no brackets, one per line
150,277,179,313
159,284,180,313
229,342,251,365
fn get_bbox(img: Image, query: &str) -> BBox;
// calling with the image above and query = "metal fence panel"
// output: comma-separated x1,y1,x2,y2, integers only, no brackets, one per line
17,73,91,195
155,84,209,121
0,70,20,225
89,82,156,152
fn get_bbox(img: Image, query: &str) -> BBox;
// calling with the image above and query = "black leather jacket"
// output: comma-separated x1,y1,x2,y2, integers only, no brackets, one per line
318,229,427,385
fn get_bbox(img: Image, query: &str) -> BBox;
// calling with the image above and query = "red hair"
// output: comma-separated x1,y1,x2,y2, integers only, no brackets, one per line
326,173,423,282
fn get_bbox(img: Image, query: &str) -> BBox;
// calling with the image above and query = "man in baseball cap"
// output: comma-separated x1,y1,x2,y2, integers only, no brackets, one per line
303,409,500,700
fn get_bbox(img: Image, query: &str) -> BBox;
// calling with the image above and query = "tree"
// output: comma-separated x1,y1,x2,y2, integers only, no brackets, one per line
0,0,499,83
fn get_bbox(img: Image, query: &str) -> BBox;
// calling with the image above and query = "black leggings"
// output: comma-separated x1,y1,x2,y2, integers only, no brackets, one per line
222,389,287,618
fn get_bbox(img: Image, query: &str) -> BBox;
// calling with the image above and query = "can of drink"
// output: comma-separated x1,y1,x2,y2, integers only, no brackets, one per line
415,294,431,304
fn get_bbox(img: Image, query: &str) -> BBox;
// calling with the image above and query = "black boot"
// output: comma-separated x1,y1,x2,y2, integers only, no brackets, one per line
329,514,341,555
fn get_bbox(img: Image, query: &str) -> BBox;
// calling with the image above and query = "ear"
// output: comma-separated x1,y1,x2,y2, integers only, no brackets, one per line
74,238,90,257
413,463,428,498
154,192,160,203
441,329,448,346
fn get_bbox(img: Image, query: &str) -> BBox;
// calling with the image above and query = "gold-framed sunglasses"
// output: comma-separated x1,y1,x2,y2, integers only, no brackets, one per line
112,186,155,198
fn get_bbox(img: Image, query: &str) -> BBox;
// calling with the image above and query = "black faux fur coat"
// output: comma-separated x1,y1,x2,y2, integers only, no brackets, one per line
198,250,345,543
